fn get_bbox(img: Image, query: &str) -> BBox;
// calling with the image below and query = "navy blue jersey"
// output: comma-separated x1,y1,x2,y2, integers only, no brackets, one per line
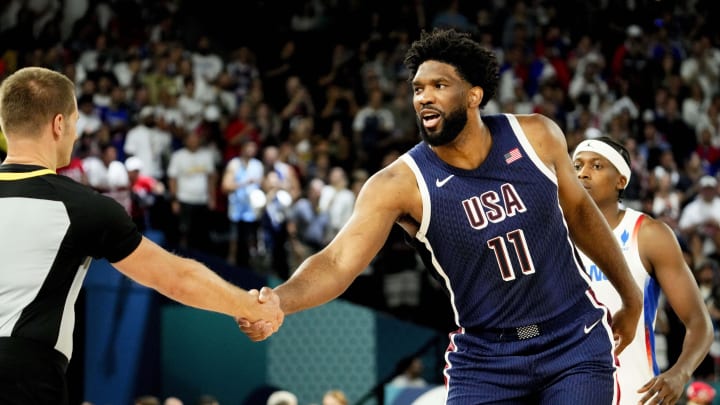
401,114,599,330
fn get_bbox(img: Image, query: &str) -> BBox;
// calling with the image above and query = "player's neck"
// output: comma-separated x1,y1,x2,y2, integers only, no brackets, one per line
599,203,624,229
432,121,491,169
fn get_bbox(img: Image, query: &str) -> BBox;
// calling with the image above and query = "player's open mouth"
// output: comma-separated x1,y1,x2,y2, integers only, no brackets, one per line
421,111,441,128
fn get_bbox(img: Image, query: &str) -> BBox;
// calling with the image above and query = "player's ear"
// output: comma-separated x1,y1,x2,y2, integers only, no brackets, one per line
617,175,628,191
468,86,483,108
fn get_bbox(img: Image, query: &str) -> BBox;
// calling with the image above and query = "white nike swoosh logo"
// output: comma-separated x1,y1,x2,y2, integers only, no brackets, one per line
436,175,454,187
584,318,602,334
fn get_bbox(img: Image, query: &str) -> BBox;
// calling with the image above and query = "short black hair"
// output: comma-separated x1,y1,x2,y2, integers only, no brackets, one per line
404,28,499,109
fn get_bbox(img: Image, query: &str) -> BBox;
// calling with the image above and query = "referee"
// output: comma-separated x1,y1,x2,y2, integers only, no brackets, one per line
0,67,283,405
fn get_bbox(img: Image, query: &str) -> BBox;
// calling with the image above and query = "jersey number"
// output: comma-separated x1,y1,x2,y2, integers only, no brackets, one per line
487,229,536,281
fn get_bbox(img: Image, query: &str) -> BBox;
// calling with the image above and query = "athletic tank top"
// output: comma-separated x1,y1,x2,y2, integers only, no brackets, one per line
578,208,660,404
401,114,598,330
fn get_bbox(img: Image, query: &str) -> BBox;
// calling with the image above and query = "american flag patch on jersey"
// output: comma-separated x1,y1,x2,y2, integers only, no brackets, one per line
504,148,522,164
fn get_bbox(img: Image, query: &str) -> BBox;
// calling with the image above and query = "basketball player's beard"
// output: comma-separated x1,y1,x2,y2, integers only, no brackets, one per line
417,107,468,147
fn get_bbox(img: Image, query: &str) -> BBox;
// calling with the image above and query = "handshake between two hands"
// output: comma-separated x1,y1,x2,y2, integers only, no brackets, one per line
237,286,284,342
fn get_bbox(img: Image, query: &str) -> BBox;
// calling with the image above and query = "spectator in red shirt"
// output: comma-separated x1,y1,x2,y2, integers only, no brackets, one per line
125,156,165,232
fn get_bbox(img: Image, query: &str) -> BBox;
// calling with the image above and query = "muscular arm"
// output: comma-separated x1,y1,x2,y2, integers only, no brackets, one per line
519,114,642,348
638,218,713,403
274,162,413,314
112,236,282,325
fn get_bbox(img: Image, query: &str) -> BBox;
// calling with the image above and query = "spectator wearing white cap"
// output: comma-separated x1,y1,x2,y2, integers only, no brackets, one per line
679,175,720,255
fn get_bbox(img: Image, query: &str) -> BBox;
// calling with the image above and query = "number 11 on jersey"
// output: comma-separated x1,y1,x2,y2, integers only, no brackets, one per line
487,229,536,281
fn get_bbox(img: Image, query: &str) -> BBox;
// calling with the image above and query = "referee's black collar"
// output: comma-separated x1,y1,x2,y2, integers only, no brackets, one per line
0,163,51,173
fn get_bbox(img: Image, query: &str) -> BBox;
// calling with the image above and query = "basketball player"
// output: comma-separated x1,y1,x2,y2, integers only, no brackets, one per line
0,67,283,405
573,136,712,405
241,28,642,404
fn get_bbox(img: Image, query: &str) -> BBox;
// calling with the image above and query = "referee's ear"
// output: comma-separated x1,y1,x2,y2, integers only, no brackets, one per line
52,113,65,140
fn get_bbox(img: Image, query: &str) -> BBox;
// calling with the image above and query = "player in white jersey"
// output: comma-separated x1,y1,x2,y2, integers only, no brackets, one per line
573,136,713,405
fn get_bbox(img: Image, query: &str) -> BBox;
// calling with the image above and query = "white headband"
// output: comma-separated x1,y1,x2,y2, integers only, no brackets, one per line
572,139,632,188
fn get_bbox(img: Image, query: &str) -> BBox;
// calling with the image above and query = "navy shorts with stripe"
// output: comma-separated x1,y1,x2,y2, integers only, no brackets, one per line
444,311,616,405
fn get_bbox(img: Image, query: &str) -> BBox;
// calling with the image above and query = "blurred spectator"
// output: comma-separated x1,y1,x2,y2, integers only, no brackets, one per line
288,177,327,265
177,77,205,133
656,95,696,167
223,101,260,162
259,171,293,279
682,81,707,129
680,34,720,104
318,83,358,137
267,390,298,405
124,106,173,180
101,85,132,135
352,88,394,172
76,93,102,137
695,125,720,176
191,35,223,85
221,139,264,268
679,176,720,256
167,131,217,250
163,397,183,405
501,0,535,50
254,102,283,146
377,223,421,318
196,394,219,405
637,120,670,170
279,75,315,141
568,53,607,115
651,168,683,227
388,356,428,388
262,144,300,196
611,24,653,109
226,46,260,104
135,395,161,405
125,156,165,233
212,71,239,115
82,142,131,214
263,39,300,112
686,380,716,405
322,390,348,405
318,166,355,244
387,80,417,149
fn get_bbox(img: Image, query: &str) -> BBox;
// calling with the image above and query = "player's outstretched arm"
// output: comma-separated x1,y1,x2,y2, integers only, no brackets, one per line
274,162,411,315
238,161,415,340
636,218,713,405
112,236,284,337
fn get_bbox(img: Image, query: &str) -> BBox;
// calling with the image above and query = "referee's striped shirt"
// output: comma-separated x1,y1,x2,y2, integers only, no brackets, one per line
0,164,141,364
